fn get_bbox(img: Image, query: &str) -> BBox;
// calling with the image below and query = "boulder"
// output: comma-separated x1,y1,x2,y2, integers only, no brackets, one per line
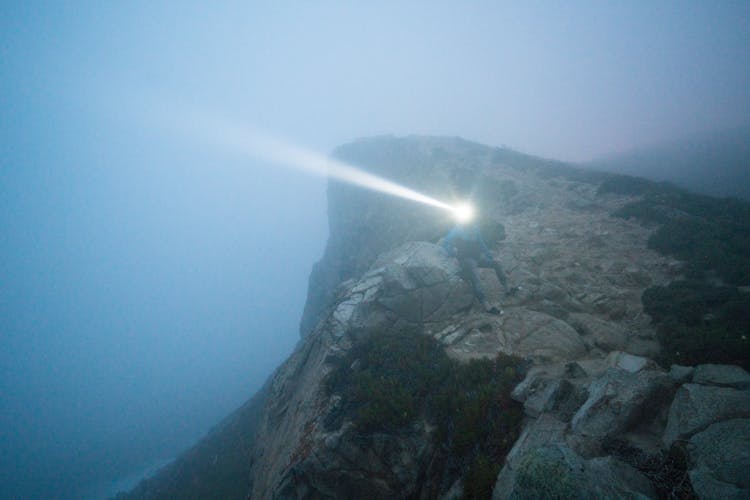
493,444,655,499
688,469,749,500
605,351,651,373
687,419,750,498
568,313,628,352
333,242,475,336
504,310,587,362
693,364,750,390
572,368,674,442
504,414,568,467
663,384,750,446
669,364,694,384
522,378,581,419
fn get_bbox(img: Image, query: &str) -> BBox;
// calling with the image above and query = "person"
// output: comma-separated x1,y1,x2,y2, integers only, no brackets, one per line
441,221,510,313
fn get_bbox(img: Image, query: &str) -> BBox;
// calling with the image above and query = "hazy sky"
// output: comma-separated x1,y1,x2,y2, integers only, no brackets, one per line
2,1,749,498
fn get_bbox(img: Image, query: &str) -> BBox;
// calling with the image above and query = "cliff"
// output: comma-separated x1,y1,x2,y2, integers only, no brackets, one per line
122,136,750,499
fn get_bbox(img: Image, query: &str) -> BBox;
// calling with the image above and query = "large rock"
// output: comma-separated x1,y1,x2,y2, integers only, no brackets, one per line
373,241,474,324
330,242,474,338
572,368,674,443
663,384,750,446
493,444,655,499
434,308,588,363
504,414,568,467
605,351,652,373
687,419,750,499
669,364,694,384
510,368,587,419
568,313,628,352
693,364,750,390
503,310,587,363
688,469,749,500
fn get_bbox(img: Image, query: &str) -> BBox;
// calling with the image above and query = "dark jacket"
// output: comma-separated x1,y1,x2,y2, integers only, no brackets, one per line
441,224,492,260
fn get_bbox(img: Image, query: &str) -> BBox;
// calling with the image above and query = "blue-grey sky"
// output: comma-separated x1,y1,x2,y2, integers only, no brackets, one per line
2,1,749,498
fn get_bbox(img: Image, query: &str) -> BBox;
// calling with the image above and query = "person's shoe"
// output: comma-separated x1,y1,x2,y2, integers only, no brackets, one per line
482,301,503,315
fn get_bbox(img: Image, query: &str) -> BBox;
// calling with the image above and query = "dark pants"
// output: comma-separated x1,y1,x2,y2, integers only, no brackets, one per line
459,255,508,302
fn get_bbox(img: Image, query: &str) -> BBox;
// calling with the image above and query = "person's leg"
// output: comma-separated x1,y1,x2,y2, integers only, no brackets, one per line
478,256,509,292
459,257,485,302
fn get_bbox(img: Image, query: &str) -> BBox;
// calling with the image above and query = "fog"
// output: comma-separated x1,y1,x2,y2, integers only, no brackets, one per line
1,2,749,498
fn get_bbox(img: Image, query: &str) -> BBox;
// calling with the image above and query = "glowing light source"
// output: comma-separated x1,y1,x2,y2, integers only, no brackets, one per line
453,202,475,223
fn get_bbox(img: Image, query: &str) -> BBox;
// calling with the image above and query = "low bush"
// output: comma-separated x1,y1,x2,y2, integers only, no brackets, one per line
604,438,696,499
463,453,502,500
598,175,677,197
325,331,524,498
513,448,577,499
608,184,750,369
643,281,750,369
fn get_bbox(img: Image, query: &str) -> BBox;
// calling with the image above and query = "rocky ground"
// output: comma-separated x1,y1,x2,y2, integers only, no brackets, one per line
249,235,750,498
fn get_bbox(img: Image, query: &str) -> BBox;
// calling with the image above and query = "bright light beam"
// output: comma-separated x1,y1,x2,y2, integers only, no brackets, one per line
193,114,453,211
157,108,469,217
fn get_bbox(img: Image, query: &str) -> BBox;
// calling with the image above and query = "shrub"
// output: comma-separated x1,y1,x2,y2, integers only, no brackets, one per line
325,331,449,433
324,331,525,496
604,438,696,498
608,183,750,368
463,453,501,500
514,448,577,499
643,280,750,370
598,175,677,197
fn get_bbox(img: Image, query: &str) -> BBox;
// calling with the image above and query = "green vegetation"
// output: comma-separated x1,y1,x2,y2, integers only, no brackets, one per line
325,331,524,498
514,448,577,499
605,438,696,498
598,175,679,198
463,454,502,499
601,175,750,369
643,281,750,368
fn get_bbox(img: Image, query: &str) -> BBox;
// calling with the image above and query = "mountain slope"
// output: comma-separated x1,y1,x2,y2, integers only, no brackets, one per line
591,125,750,200
121,136,750,499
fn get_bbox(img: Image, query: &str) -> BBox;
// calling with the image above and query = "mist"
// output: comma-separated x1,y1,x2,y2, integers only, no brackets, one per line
2,2,749,498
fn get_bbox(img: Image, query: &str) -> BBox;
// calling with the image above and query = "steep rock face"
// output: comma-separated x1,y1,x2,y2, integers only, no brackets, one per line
300,137,474,337
249,242,469,498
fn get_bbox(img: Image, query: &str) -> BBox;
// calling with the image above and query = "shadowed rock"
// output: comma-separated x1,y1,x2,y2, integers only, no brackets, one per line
687,418,750,498
663,384,750,446
493,444,655,499
693,364,750,390
572,368,674,443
